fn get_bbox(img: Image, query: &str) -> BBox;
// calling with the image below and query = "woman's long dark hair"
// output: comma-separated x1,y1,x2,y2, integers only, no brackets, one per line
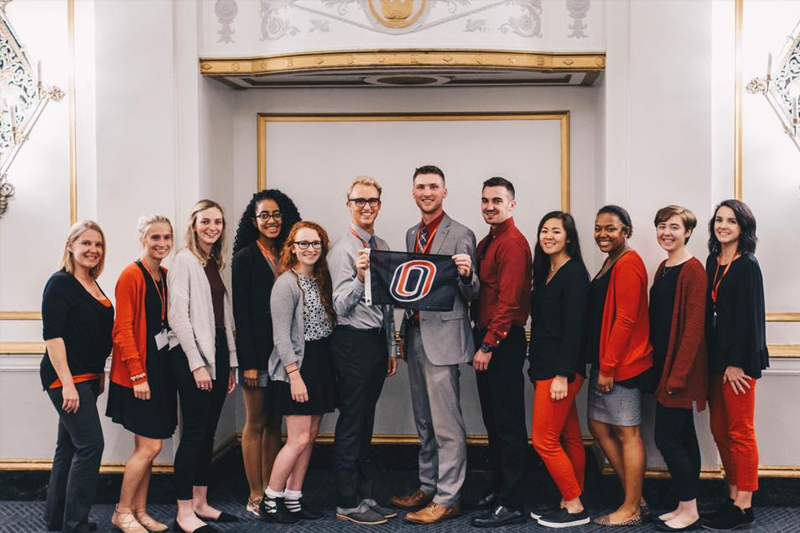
707,199,757,256
532,211,588,290
233,189,301,255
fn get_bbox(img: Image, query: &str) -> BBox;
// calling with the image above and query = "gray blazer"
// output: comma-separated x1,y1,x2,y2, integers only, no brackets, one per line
267,272,307,383
403,214,480,365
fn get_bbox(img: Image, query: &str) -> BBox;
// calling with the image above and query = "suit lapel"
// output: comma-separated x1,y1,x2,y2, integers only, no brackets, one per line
406,226,416,253
430,214,451,255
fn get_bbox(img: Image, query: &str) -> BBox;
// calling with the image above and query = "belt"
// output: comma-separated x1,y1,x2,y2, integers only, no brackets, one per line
337,324,384,336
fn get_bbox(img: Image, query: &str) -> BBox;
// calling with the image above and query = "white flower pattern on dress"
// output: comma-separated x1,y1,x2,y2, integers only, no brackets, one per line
297,273,333,341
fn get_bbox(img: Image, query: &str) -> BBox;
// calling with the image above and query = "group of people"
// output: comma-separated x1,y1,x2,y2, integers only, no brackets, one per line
39,165,768,533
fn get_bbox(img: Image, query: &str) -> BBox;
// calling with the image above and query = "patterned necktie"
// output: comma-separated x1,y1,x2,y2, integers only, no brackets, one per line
405,226,430,321
368,236,376,250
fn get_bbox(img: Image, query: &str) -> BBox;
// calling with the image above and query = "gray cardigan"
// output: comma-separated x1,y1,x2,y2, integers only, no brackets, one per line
268,271,310,383
167,248,237,379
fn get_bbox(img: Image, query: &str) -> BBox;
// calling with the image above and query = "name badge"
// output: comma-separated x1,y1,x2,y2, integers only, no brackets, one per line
155,329,169,351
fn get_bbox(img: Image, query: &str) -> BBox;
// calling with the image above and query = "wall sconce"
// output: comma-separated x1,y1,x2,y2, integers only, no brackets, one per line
0,0,64,218
747,20,800,154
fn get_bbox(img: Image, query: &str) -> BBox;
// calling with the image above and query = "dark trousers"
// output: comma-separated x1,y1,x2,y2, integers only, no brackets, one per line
331,326,388,509
171,331,230,500
44,380,104,533
654,402,701,502
474,326,528,510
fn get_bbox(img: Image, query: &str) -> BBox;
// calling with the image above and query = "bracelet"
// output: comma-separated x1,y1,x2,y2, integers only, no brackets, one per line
130,373,146,382
287,368,299,375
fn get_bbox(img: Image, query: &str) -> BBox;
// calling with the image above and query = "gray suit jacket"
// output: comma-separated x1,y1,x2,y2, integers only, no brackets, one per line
402,214,480,365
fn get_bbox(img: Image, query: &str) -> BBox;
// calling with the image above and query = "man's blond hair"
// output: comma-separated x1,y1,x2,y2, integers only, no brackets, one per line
346,175,382,199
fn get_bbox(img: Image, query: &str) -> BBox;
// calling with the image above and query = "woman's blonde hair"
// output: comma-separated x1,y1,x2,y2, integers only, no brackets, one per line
279,221,336,326
58,220,107,279
137,214,173,242
185,200,227,270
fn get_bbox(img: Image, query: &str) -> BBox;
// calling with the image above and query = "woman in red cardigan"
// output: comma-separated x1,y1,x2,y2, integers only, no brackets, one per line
106,215,177,533
648,206,707,532
586,205,653,527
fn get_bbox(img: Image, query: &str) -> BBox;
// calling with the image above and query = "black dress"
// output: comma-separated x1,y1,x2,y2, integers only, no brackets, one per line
106,262,178,439
645,262,684,392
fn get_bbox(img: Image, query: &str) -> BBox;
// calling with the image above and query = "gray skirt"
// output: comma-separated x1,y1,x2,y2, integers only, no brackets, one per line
587,367,642,426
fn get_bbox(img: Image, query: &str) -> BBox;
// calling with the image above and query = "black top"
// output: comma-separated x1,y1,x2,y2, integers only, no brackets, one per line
136,261,169,336
587,265,613,368
232,242,277,371
649,262,685,374
529,260,589,382
40,270,114,389
705,253,769,378
204,259,226,329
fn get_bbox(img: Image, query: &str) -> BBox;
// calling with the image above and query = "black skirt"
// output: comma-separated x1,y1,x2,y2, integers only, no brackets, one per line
106,342,178,440
272,337,337,416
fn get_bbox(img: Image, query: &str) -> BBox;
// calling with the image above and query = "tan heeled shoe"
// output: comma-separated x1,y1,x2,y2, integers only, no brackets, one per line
111,506,147,533
133,509,168,532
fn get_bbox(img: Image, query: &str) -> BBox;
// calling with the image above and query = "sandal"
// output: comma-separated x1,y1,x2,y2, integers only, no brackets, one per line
246,497,262,517
593,512,645,527
111,506,147,533
133,509,168,532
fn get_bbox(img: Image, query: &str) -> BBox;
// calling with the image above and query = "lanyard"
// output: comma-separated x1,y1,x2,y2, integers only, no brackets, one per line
711,253,740,305
415,225,438,255
140,260,166,326
255,239,278,271
349,228,377,250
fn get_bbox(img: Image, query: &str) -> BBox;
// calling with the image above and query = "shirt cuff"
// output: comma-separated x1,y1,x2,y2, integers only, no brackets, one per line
482,330,504,349
599,363,616,377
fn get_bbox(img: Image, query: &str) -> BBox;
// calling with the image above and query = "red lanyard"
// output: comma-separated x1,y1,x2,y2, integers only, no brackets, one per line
141,261,166,326
415,225,438,255
711,253,740,305
256,239,278,271
349,228,377,250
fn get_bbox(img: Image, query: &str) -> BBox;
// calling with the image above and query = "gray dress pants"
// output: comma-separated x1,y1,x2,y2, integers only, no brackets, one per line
44,380,104,533
406,325,467,506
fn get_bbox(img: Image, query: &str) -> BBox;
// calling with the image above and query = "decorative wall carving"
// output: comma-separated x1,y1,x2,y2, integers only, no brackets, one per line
566,0,589,39
261,0,301,41
499,0,542,38
215,0,238,43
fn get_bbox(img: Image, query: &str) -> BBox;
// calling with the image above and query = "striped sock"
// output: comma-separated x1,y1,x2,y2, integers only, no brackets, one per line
263,487,284,514
285,490,302,513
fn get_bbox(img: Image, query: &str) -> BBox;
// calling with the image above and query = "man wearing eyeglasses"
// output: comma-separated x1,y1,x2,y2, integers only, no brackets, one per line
328,175,397,526
389,165,479,524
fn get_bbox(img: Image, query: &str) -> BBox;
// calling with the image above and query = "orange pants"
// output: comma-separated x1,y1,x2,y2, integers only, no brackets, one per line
531,375,585,501
708,375,759,491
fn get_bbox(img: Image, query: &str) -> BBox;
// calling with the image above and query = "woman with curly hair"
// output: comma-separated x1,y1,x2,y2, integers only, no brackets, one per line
232,190,301,516
260,221,337,524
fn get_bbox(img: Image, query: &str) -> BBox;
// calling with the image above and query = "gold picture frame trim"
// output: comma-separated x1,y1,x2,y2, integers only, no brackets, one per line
201,49,606,77
257,111,571,212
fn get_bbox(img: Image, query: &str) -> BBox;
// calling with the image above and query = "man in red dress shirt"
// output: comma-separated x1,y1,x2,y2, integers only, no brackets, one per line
470,177,533,528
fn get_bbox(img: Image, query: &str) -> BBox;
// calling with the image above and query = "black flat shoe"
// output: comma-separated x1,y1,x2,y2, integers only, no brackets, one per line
655,519,701,531
196,511,238,523
172,522,219,533
471,505,525,528
259,497,299,524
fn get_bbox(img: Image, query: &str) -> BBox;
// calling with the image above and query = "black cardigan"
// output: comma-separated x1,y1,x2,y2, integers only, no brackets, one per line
232,242,276,371
528,259,590,382
705,253,769,379
40,271,114,389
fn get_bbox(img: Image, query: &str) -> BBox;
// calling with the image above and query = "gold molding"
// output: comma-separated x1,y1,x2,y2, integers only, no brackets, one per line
603,465,800,480
257,112,571,212
67,0,77,224
769,345,800,358
201,49,606,77
0,459,173,474
767,312,800,322
0,342,44,354
367,0,427,29
0,312,41,320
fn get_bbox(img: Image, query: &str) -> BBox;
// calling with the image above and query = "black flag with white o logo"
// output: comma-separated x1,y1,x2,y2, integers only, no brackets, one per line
365,250,458,311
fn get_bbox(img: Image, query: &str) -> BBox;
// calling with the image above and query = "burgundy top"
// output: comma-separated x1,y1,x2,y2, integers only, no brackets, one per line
475,217,532,348
204,258,226,329
653,257,708,410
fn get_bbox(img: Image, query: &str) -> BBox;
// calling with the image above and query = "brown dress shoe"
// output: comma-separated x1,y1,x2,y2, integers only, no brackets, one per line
404,503,461,524
389,489,434,509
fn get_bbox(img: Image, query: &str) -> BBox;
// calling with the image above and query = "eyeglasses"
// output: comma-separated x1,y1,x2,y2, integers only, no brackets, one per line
294,240,323,250
255,212,282,221
348,197,381,208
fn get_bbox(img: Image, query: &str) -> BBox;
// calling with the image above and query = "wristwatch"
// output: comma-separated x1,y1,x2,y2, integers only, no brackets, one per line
480,342,494,353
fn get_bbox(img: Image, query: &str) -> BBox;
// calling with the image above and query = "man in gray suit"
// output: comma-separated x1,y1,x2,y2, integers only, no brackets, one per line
390,165,479,524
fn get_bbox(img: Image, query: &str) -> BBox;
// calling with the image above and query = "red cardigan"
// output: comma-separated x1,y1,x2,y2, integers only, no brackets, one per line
110,263,166,387
599,250,654,381
654,258,708,410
